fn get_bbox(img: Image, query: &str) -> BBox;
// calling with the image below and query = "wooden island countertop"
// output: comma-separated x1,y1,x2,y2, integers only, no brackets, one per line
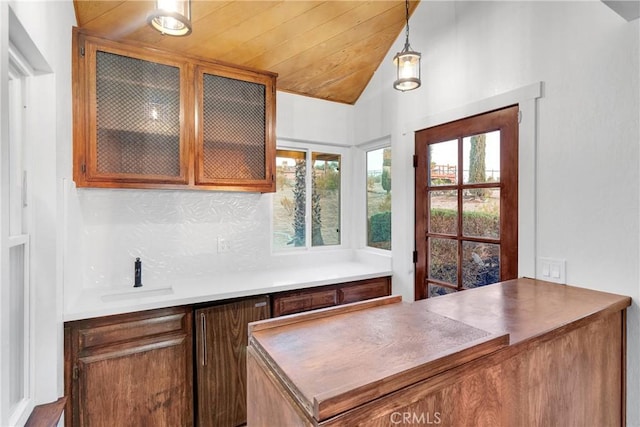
247,278,631,426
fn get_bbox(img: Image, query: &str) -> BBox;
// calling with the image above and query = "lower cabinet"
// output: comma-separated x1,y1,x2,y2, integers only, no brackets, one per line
195,296,270,427
272,276,392,317
64,306,193,427
64,277,389,426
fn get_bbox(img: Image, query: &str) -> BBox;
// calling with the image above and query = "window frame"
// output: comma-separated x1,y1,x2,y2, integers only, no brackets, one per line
1,40,36,426
271,140,349,253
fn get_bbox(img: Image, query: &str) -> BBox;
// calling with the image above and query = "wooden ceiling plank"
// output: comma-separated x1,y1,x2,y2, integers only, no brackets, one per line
78,1,155,39
243,1,400,70
74,1,126,27
212,1,322,60
177,1,283,57
282,25,401,95
281,65,374,105
312,67,378,104
271,3,405,82
223,1,361,65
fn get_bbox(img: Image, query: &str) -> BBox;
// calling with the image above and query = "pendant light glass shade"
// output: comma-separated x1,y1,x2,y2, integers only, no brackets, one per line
148,0,192,37
393,48,421,91
393,0,421,91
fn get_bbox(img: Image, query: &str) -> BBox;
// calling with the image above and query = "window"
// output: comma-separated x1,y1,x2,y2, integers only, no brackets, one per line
273,148,341,250
414,106,518,299
2,45,33,425
366,147,391,250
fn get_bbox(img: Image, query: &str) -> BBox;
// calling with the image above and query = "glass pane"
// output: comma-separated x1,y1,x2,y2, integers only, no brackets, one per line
462,241,500,288
463,130,500,184
429,238,457,285
463,188,500,238
9,245,25,410
428,139,457,186
428,283,457,298
312,153,341,246
273,150,305,249
8,77,24,236
96,51,181,176
202,73,266,180
429,190,457,235
367,148,391,250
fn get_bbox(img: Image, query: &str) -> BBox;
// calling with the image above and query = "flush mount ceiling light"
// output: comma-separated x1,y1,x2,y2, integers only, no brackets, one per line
393,0,421,92
148,0,192,37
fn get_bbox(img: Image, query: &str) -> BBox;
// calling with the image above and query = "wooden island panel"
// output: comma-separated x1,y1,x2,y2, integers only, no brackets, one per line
422,277,631,345
250,296,508,422
247,278,631,426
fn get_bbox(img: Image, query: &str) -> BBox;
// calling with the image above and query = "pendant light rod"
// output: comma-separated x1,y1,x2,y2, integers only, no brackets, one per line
403,0,411,50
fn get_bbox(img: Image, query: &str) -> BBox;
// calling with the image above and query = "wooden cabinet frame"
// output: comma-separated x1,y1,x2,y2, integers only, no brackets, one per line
72,27,276,192
74,34,192,186
194,64,276,192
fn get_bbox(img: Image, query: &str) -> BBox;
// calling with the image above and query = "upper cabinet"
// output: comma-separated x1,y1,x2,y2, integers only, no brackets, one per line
195,65,273,188
72,28,276,193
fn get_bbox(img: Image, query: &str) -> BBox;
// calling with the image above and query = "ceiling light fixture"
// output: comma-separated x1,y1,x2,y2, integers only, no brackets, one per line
393,0,421,92
148,0,192,37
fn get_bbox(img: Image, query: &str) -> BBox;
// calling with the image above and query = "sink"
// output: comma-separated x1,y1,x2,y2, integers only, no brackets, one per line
100,286,174,302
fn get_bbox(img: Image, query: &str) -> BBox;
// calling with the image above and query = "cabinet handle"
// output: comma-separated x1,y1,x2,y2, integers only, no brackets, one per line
200,313,207,366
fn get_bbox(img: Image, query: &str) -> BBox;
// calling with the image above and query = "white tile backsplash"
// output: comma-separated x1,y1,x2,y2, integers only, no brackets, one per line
77,188,274,288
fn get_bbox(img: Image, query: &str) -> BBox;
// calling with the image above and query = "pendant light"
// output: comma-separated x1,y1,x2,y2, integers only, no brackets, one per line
393,0,421,91
148,0,192,37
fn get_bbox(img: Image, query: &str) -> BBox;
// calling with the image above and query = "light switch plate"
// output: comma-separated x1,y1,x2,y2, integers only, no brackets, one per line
537,257,566,284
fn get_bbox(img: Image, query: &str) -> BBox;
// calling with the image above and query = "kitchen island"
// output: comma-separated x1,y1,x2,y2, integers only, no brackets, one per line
247,278,631,426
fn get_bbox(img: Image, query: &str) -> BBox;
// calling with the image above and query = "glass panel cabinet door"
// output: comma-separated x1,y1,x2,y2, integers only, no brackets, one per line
195,66,276,191
73,29,277,192
83,40,190,184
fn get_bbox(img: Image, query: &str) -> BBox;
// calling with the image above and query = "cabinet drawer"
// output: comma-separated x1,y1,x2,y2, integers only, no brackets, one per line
75,308,189,351
273,290,338,317
339,278,391,305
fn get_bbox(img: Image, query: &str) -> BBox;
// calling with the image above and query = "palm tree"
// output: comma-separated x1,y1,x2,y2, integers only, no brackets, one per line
469,134,488,199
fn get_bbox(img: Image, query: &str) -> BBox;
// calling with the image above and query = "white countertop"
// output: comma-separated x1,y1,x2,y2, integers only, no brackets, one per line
64,261,393,322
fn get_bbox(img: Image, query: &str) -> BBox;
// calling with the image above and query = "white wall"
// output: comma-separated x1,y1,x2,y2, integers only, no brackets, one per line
355,1,639,424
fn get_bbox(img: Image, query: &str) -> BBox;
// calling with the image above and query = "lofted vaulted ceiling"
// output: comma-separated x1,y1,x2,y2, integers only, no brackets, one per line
73,0,419,105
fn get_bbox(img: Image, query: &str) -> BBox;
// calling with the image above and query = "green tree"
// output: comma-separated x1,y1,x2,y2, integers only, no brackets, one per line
381,148,391,194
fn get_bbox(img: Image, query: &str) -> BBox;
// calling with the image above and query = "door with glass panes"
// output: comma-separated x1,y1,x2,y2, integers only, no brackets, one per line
414,106,518,299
